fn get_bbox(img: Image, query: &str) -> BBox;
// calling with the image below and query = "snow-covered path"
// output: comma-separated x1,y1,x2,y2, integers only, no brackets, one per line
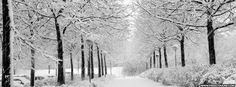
103,76,177,87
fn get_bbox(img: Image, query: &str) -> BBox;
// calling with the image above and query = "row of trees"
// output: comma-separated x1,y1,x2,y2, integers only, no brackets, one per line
84,39,108,82
137,0,236,68
1,0,129,86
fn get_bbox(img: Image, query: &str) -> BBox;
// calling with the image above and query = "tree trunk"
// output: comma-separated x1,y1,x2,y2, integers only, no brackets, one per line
87,48,90,76
96,46,101,77
48,65,50,74
153,50,156,68
87,57,91,82
177,26,186,67
81,35,85,80
149,57,152,68
164,45,168,68
90,44,94,79
70,53,74,80
30,29,35,87
2,0,13,86
159,47,162,68
207,18,216,65
101,52,104,76
180,35,185,67
54,16,65,85
104,54,107,75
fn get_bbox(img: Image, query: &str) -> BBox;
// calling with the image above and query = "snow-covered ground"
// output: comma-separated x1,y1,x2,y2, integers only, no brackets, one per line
102,76,177,87
14,67,123,77
9,67,179,87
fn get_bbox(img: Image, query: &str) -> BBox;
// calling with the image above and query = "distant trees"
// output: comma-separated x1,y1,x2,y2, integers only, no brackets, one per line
137,0,236,66
67,43,76,81
86,40,94,79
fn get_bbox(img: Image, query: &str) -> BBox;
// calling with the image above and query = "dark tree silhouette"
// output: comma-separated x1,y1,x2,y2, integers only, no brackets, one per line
81,35,85,80
53,13,65,85
96,44,101,77
104,54,107,75
149,56,152,68
90,42,94,79
163,44,168,68
30,28,35,87
70,53,74,80
207,16,216,65
87,57,91,82
2,0,13,86
176,26,186,67
101,51,104,76
153,50,156,68
158,47,162,68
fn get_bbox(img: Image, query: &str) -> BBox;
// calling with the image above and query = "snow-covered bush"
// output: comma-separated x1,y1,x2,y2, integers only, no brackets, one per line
141,64,236,87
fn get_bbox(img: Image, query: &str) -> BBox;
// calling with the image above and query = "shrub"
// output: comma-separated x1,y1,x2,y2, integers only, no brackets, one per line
141,64,236,87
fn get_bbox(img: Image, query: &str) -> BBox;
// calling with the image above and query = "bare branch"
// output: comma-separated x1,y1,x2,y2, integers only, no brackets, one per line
215,22,234,30
136,2,206,28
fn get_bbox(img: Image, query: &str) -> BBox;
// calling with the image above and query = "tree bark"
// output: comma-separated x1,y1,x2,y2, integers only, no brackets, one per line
87,43,90,80
81,35,85,80
104,54,107,75
90,43,94,79
2,0,13,86
153,50,156,68
207,17,216,65
149,57,152,68
164,45,168,68
101,51,104,76
30,29,35,87
96,45,101,77
54,16,65,85
180,35,185,67
87,57,91,82
159,47,162,68
177,26,186,67
70,53,74,80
